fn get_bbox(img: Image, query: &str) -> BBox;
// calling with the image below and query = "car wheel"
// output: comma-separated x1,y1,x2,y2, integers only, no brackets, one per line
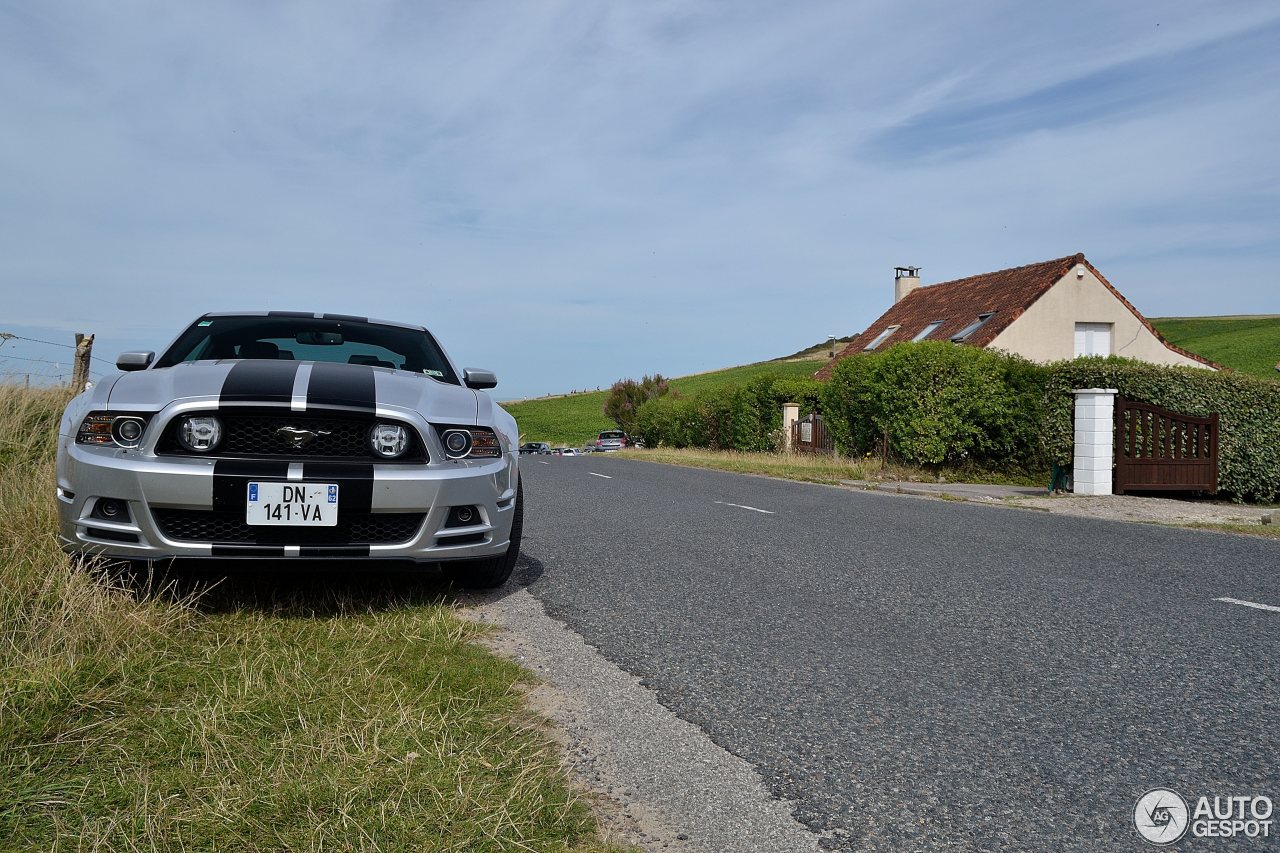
443,479,523,590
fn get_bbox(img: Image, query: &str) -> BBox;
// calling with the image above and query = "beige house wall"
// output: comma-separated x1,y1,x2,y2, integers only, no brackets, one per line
986,266,1212,369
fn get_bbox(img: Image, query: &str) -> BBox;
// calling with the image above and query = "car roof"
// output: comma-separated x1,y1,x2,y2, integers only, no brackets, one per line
200,311,428,333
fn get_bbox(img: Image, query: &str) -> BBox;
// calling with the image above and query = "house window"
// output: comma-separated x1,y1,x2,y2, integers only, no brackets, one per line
950,313,994,342
864,325,900,351
912,321,944,341
1074,322,1112,357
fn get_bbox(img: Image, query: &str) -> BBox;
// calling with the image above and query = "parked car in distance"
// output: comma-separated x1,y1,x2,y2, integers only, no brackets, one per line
594,430,629,452
560,448,580,456
519,442,551,455
55,311,523,589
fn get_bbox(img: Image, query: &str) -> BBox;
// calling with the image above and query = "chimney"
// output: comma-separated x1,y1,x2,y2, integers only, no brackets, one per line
894,266,921,303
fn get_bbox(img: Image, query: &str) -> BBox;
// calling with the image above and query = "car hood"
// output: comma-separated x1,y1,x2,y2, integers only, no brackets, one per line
105,360,484,425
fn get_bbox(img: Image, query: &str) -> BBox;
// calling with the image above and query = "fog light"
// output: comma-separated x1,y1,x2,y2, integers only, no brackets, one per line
177,416,222,452
446,505,479,528
93,498,128,521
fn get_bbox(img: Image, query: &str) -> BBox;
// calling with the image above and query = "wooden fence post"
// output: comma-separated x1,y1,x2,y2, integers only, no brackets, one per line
71,333,94,393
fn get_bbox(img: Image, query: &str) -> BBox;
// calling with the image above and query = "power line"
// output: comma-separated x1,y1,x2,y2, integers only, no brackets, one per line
0,354,66,366
0,331,113,364
0,332,72,349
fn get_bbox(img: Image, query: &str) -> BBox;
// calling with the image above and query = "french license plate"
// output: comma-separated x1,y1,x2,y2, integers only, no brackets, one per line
246,482,339,526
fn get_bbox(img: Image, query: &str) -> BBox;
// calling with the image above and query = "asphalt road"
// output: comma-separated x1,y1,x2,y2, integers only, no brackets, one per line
515,455,1279,851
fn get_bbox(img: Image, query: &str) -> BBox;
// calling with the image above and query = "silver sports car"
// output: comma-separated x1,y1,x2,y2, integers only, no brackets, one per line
56,312,522,588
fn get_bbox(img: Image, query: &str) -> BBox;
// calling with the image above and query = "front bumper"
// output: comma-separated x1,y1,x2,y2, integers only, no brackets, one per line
57,441,518,563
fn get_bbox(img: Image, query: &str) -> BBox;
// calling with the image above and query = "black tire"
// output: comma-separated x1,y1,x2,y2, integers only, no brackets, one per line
443,479,523,590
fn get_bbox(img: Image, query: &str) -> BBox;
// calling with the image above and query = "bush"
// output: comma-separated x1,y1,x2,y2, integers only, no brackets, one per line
632,373,825,452
1044,358,1280,502
603,374,672,433
821,342,1048,467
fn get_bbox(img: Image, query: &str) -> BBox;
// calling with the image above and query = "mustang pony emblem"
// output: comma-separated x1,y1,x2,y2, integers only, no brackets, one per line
276,426,332,448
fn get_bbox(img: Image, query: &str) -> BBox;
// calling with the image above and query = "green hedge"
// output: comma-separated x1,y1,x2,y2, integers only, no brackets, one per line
820,342,1048,467
632,374,824,451
631,343,1280,503
1044,358,1280,502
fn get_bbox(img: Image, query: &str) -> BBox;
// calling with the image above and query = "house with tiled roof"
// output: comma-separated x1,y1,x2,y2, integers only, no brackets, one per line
816,253,1216,379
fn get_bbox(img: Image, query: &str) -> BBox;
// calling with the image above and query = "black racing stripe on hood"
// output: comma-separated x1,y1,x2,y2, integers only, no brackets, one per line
321,313,368,322
220,360,301,405
212,460,290,512
302,462,374,514
305,362,376,411
267,311,314,318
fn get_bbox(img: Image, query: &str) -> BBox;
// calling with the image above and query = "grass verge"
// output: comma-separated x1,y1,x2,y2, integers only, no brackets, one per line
614,447,880,484
615,447,1047,489
1184,522,1280,540
0,384,629,852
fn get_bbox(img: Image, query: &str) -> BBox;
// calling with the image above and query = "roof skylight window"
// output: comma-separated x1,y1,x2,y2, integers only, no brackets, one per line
864,325,900,351
950,313,994,342
912,321,944,342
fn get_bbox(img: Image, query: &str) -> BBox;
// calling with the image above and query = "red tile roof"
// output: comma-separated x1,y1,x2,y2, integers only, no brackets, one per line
815,253,1217,378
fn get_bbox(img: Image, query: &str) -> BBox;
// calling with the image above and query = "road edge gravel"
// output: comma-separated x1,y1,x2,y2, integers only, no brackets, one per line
459,584,824,853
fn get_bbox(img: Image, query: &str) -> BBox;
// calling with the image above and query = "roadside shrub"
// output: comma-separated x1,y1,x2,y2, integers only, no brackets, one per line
1044,358,1280,502
603,374,672,433
821,342,1049,467
632,373,825,452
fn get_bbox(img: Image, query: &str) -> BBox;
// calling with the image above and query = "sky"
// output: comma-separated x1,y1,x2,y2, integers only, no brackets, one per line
1,1,1277,400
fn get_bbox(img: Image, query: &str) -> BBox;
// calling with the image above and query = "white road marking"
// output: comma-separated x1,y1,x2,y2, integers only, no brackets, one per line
714,500,774,515
589,472,613,479
1214,597,1280,614
537,461,549,465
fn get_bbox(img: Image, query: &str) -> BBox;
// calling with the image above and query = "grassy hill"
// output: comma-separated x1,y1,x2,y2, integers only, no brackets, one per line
504,358,826,445
1149,315,1280,379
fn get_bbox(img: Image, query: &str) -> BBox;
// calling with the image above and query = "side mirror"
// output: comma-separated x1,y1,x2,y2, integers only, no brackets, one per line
463,368,498,390
116,351,155,371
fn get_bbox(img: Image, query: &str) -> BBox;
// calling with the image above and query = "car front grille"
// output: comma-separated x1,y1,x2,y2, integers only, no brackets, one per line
158,412,427,462
152,509,425,545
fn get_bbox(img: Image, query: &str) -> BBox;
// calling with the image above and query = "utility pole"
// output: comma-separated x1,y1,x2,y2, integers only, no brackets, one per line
71,333,94,393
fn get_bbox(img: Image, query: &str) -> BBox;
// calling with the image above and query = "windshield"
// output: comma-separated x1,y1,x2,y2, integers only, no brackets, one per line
153,315,459,384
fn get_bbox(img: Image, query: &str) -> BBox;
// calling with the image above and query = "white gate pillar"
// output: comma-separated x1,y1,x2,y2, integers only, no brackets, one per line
781,402,800,453
1071,389,1117,495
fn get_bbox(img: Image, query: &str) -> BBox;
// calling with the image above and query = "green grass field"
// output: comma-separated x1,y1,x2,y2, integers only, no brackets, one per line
1150,315,1280,379
504,359,826,446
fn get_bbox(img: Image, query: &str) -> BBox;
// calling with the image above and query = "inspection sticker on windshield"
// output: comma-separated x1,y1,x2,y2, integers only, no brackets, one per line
246,482,339,526
423,369,444,377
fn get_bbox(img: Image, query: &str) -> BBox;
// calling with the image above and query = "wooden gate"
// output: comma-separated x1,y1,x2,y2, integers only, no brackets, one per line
791,413,834,455
1113,396,1218,494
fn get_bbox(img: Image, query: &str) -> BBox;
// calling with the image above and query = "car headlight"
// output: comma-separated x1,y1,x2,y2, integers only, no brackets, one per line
177,415,223,452
76,413,150,448
437,426,502,460
369,423,411,459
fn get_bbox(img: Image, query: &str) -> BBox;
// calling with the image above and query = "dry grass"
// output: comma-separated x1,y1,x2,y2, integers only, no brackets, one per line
615,446,883,483
616,446,1049,488
1185,521,1280,540
0,384,631,852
